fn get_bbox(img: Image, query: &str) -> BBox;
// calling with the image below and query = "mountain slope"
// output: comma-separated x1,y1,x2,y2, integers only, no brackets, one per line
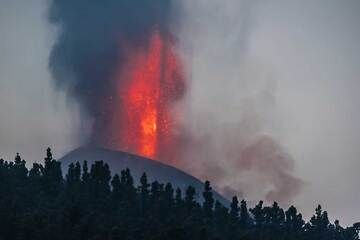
60,146,229,205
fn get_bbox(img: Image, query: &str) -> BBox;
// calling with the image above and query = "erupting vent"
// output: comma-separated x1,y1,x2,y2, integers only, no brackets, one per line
104,30,185,163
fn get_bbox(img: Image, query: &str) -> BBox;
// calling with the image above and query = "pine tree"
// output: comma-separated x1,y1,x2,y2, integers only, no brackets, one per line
202,181,214,225
151,181,160,203
13,153,28,180
251,200,265,228
175,188,183,207
29,163,42,181
185,186,196,213
164,183,174,210
269,202,285,226
139,173,150,196
230,196,239,223
66,162,81,186
123,168,136,207
214,200,228,235
285,205,304,234
240,199,250,228
42,147,63,198
0,147,358,240
139,173,150,214
111,174,122,205
81,160,90,183
308,205,330,240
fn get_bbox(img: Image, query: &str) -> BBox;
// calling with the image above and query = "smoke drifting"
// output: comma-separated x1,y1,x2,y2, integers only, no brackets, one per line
49,0,302,204
176,0,303,205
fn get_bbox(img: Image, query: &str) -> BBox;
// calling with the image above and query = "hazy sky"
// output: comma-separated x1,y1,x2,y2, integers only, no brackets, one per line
0,0,359,225
178,0,360,225
0,0,82,162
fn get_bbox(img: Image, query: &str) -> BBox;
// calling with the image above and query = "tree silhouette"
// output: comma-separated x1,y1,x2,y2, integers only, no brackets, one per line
202,180,214,225
240,199,250,228
0,148,358,240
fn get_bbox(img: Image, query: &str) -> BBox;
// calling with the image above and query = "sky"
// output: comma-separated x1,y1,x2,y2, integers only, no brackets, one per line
0,0,84,163
0,0,359,225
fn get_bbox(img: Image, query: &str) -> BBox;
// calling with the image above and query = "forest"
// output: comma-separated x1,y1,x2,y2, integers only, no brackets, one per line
0,148,358,240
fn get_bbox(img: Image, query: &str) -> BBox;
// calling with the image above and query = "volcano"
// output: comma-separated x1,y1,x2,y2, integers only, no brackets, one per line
98,30,185,165
60,146,229,205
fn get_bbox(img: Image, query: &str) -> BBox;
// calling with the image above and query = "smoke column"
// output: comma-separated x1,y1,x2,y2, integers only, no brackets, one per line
49,0,303,204
49,0,185,163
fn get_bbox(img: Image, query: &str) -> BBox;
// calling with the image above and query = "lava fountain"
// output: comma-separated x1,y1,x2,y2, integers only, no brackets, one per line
103,30,185,164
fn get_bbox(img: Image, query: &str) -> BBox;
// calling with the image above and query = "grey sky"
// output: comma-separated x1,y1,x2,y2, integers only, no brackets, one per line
251,0,360,226
0,0,82,162
0,0,359,225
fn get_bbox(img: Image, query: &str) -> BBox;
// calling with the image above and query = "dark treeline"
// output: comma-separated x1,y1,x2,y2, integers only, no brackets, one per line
0,148,359,240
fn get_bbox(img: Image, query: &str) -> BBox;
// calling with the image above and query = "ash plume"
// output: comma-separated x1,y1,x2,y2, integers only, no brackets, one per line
48,0,303,205
48,0,176,142
177,0,303,205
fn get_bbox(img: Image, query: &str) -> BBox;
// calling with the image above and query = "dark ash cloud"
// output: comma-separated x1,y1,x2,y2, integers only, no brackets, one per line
48,0,175,140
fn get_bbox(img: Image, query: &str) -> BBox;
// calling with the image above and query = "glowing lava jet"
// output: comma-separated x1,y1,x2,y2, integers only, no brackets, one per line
104,30,185,164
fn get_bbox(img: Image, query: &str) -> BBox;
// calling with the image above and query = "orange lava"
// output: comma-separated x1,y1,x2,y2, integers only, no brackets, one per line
104,30,185,163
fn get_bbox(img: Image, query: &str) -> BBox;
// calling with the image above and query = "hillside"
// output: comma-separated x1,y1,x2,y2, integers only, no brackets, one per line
60,146,229,205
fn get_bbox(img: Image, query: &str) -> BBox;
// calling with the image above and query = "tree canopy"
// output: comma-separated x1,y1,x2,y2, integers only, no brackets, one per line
0,148,358,240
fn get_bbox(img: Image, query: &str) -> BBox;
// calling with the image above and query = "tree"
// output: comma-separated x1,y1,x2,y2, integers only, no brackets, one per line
0,147,358,240
123,168,136,204
42,147,63,198
29,163,42,182
111,174,122,205
185,186,196,213
285,205,304,234
239,200,250,228
175,188,183,207
139,173,150,196
89,160,111,197
163,183,175,211
82,160,90,183
230,196,239,223
269,202,285,226
66,162,81,187
139,173,150,214
13,153,28,180
251,200,265,228
202,181,214,224
214,200,228,235
308,205,330,240
151,181,160,203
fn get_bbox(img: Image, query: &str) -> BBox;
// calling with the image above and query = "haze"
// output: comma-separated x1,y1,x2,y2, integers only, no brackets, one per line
0,0,359,225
